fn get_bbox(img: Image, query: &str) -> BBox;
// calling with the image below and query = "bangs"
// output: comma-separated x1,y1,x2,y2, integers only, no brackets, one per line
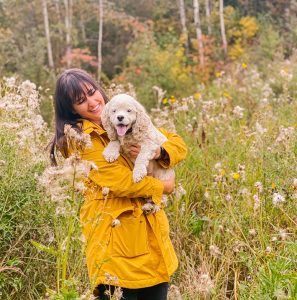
66,76,97,104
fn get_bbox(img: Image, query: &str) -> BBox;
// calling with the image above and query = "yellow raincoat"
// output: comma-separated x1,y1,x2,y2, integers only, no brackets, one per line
78,119,187,289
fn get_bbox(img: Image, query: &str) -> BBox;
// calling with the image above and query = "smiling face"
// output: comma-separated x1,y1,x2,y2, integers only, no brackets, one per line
72,84,105,125
108,95,138,137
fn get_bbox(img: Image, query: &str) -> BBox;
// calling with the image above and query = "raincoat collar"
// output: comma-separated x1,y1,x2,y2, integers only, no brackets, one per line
80,119,106,136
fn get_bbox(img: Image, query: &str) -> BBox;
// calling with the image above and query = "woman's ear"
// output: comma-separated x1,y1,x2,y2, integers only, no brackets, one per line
101,103,117,140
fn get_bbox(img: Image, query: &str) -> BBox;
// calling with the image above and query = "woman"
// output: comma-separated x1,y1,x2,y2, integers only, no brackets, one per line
50,68,187,300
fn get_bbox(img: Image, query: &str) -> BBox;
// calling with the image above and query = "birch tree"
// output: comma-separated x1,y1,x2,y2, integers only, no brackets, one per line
205,0,211,35
64,0,72,68
54,0,63,37
177,0,189,55
41,0,55,72
193,0,205,66
219,0,227,57
97,0,103,81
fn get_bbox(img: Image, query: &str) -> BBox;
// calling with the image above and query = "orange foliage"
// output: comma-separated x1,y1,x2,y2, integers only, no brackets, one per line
61,48,98,68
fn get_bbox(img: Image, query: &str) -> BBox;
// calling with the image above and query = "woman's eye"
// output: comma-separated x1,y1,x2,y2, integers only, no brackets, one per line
87,88,96,96
77,97,86,104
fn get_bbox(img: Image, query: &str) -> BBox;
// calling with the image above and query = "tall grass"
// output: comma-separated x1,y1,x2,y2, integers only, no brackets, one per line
1,54,297,299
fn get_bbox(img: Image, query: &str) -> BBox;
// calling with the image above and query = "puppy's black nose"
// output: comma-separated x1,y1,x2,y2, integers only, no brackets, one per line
117,115,124,121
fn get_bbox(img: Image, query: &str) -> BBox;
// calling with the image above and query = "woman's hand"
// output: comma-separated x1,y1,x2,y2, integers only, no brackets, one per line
128,144,141,159
128,144,161,160
162,176,175,194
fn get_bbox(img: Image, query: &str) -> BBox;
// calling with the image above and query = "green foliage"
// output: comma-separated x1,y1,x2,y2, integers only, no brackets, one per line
122,33,197,108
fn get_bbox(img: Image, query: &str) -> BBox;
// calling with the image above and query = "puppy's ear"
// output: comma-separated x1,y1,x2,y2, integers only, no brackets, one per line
101,102,117,140
132,100,152,137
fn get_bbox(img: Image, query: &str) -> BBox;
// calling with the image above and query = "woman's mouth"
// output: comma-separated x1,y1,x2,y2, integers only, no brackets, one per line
90,104,101,113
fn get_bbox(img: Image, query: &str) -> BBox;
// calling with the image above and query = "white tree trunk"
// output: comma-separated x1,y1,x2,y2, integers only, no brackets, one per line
64,0,72,68
219,0,227,57
205,0,211,35
54,0,63,37
97,0,103,81
177,0,189,55
193,0,205,66
41,0,55,71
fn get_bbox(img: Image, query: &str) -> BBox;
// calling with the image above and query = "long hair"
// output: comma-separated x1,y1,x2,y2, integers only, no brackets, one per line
49,68,109,165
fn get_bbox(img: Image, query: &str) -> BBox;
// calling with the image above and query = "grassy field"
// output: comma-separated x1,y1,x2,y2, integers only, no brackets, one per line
0,56,297,299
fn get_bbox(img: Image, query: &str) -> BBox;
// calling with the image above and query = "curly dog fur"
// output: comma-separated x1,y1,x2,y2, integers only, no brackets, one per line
101,94,174,186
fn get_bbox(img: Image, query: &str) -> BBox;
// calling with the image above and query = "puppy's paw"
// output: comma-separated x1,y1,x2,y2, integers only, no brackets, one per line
103,148,120,162
103,141,120,162
133,165,147,182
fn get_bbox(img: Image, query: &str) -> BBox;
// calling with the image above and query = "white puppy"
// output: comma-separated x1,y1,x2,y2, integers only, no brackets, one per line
101,94,174,186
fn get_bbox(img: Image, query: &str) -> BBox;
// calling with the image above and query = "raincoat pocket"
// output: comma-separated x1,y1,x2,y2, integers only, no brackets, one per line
111,212,149,258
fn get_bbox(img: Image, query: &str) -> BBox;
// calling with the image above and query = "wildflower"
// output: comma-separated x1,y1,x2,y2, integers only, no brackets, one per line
204,191,210,199
232,172,240,180
169,284,182,300
223,91,231,99
271,236,277,242
75,182,86,193
193,92,201,100
218,225,224,233
102,187,110,196
255,122,267,135
214,162,222,170
162,98,168,104
249,229,256,236
271,182,276,190
254,181,263,193
292,178,297,189
209,244,221,257
174,183,186,199
104,272,119,284
241,62,247,69
275,126,295,147
0,160,6,166
233,241,244,253
239,188,250,197
79,234,86,243
265,246,272,253
225,194,233,202
19,80,37,97
274,289,287,300
215,71,222,78
180,202,186,214
111,219,121,227
64,124,92,151
253,194,260,211
113,287,123,300
272,192,285,206
233,106,244,119
142,202,160,214
4,76,16,87
197,272,214,297
169,96,176,103
279,229,287,240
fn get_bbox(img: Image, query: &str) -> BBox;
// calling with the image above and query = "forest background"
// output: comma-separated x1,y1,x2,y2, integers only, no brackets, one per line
1,0,297,299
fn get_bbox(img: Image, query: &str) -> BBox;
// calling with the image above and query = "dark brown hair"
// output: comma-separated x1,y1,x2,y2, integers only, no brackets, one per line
49,68,109,165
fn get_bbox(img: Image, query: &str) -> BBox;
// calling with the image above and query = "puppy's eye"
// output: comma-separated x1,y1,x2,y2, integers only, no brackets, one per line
127,109,131,112
112,109,116,113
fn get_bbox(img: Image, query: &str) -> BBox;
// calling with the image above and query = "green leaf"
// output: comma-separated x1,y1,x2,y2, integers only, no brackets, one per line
30,240,58,256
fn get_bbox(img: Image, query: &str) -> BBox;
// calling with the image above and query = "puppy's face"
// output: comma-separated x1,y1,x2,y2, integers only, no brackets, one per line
108,94,138,137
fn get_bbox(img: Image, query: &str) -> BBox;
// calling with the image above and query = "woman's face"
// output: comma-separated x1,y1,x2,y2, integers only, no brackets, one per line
72,84,105,125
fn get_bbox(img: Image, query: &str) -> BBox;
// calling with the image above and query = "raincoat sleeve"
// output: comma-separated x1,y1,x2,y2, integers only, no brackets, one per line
157,128,188,169
80,133,164,205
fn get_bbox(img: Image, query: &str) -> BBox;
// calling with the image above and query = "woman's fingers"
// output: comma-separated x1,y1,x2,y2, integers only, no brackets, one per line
129,144,141,158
